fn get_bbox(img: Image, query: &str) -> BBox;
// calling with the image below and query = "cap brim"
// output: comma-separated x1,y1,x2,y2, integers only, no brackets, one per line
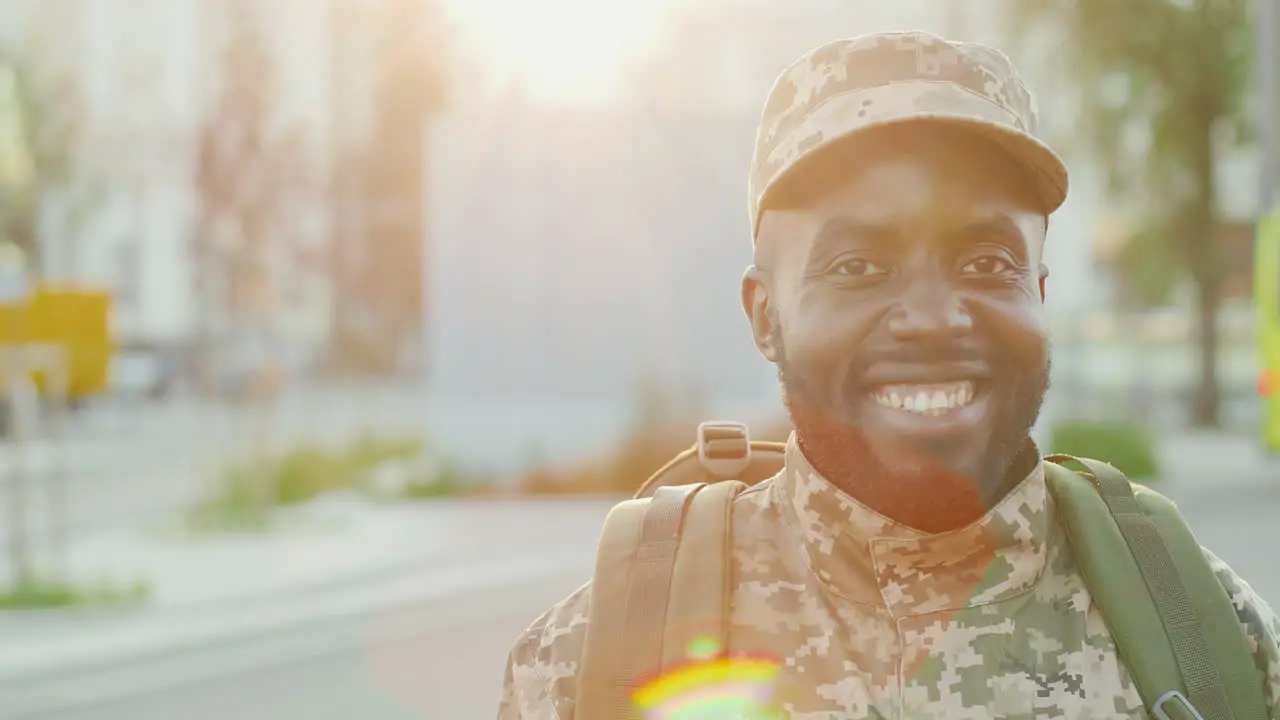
753,87,1069,233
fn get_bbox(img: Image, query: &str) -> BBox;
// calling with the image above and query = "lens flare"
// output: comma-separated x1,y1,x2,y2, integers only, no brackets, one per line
631,636,783,719
1260,368,1279,398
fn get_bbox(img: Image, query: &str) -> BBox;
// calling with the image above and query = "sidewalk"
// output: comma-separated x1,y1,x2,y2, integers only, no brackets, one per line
0,426,1271,713
0,555,599,717
1152,429,1278,486
0,494,615,713
32,493,458,609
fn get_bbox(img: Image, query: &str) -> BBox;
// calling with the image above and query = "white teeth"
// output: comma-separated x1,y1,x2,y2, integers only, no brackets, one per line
871,381,976,415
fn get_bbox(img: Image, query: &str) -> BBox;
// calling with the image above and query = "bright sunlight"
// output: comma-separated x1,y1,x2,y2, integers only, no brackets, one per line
446,0,676,105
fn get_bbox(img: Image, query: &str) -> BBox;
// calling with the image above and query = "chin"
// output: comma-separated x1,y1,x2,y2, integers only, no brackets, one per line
860,428,988,482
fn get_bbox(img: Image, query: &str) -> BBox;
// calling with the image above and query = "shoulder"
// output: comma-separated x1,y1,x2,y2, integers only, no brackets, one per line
1203,547,1280,715
498,581,592,720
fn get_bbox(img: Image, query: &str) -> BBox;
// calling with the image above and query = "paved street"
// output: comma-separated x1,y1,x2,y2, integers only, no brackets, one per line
9,462,1277,720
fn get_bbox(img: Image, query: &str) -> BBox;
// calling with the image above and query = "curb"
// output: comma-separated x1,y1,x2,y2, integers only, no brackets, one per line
0,540,470,625
0,497,613,624
0,551,593,717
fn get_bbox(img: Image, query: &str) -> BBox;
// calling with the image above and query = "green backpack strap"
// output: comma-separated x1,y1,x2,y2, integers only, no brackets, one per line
576,480,745,719
1045,455,1268,720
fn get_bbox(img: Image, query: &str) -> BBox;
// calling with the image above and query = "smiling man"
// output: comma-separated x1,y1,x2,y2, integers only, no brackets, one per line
498,31,1280,719
752,118,1054,534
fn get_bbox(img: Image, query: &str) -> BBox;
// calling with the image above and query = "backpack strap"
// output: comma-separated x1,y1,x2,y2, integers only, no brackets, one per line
576,479,745,719
1045,455,1268,720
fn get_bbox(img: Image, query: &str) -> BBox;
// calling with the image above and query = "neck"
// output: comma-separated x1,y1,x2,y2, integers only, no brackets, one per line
796,434,1037,534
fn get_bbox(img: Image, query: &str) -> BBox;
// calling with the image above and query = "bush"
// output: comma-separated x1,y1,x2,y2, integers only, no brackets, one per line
347,435,427,471
0,574,150,610
399,459,487,499
1049,420,1160,480
190,433,434,531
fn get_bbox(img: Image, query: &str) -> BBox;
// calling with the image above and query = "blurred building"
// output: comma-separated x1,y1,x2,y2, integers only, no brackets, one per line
0,0,334,374
425,0,1114,404
0,0,1267,411
0,0,434,377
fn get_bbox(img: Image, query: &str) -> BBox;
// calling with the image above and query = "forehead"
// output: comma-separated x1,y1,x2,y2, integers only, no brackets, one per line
758,124,1045,262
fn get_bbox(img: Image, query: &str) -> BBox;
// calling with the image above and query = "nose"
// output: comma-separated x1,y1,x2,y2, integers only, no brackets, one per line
886,276,974,341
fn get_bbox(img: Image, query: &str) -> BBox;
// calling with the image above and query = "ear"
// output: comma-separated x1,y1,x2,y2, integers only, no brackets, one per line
742,266,782,363
1038,261,1049,304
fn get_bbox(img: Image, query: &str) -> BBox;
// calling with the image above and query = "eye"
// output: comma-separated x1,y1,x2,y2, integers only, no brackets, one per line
959,255,1014,276
832,258,889,277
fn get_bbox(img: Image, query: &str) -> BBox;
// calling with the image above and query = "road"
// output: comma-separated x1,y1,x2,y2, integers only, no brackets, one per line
14,467,1280,720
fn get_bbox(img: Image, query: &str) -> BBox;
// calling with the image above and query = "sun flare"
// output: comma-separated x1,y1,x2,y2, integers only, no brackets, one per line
446,0,674,104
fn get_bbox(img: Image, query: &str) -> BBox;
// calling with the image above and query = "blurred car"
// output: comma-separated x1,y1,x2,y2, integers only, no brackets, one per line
109,343,180,400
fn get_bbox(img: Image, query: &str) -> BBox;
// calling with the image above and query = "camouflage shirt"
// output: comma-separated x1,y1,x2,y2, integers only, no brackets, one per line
499,437,1280,718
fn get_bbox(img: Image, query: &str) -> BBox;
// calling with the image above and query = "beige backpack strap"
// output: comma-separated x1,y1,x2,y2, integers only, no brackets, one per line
661,479,742,669
576,480,745,719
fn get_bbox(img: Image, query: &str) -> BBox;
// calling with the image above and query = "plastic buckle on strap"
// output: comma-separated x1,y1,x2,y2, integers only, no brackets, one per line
697,421,751,480
1152,691,1205,720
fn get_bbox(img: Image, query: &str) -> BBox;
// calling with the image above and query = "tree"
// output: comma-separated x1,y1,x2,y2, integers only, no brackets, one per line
1006,0,1255,427
329,0,448,375
193,2,320,521
193,1,317,391
0,40,97,275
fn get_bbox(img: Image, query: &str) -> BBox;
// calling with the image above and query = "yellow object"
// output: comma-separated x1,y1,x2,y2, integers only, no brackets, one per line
0,284,112,399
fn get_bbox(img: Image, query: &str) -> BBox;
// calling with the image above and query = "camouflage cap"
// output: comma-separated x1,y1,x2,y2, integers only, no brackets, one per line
749,31,1069,239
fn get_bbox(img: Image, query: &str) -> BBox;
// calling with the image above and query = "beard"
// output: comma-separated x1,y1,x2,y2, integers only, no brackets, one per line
774,326,1051,532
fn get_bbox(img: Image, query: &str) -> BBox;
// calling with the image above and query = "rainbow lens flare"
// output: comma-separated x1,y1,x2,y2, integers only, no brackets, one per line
631,637,782,719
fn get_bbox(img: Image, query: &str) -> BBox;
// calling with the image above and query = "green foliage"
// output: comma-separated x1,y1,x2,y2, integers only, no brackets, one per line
1007,0,1253,194
1050,419,1161,480
0,573,149,610
400,461,473,499
189,434,430,532
0,37,99,267
1115,219,1184,308
1005,0,1260,425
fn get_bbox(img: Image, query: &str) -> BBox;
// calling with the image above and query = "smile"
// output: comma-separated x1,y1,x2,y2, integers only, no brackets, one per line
870,380,976,416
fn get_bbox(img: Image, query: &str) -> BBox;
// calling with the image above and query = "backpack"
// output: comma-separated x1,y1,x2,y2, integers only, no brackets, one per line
575,421,1269,720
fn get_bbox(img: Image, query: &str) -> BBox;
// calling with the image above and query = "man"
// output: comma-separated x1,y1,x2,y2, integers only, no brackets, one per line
498,31,1280,718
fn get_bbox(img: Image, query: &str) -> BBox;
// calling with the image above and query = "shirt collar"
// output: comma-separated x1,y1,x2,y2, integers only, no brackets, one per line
772,433,1053,616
